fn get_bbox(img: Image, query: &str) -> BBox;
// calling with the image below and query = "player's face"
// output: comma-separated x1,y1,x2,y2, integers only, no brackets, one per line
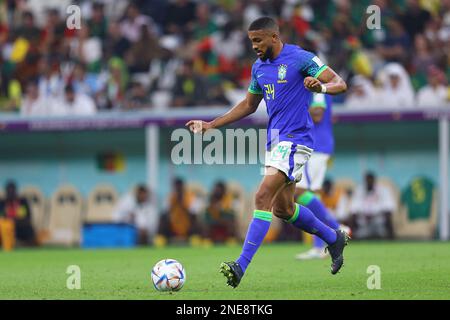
248,30,276,61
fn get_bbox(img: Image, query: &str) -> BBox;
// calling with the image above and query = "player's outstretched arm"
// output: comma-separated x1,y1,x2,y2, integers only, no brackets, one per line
304,67,347,95
186,92,263,133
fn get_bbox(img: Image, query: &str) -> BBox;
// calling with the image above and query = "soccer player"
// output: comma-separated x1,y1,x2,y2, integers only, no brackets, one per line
294,93,348,260
186,17,349,288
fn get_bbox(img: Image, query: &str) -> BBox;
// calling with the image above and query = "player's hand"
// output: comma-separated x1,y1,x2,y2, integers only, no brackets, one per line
304,76,322,93
185,120,213,134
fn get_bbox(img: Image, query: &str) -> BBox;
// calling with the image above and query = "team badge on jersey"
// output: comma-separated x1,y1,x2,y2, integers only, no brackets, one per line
277,64,288,83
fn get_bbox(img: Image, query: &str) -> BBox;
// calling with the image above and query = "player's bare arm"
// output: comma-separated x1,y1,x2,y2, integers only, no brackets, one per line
185,92,263,133
304,67,347,95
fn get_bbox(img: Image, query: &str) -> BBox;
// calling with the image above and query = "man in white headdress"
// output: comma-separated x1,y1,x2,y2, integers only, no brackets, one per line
378,63,415,109
345,75,379,109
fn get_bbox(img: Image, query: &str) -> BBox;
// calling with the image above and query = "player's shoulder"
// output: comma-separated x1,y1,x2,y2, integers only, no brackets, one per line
284,43,311,55
251,58,263,71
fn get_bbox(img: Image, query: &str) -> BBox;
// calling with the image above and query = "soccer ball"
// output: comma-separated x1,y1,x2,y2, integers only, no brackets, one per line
151,259,186,292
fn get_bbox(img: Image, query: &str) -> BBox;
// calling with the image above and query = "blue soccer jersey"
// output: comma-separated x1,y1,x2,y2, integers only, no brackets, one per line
309,93,334,155
248,44,328,150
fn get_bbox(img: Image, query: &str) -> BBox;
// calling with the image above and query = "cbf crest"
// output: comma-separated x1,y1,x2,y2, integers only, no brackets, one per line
277,64,288,83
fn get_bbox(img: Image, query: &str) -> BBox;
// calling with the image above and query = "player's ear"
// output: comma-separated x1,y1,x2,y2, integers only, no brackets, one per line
271,32,278,43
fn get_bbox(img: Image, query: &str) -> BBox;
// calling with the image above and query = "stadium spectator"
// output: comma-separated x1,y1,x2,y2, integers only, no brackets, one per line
398,0,432,40
104,57,129,109
411,34,438,79
318,179,342,215
14,11,42,50
377,63,415,108
124,24,160,74
70,63,103,98
0,180,36,247
349,172,396,240
157,177,202,245
42,8,70,56
345,75,378,109
376,18,411,64
192,2,217,41
417,66,449,108
211,20,246,81
172,60,208,107
148,36,183,109
119,2,157,44
165,0,197,37
53,84,96,116
36,58,64,99
20,81,51,116
123,81,151,110
113,184,158,245
202,181,237,244
87,2,109,41
69,24,102,73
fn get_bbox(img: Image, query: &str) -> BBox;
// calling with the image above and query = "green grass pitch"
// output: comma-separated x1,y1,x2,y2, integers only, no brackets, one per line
1,241,449,300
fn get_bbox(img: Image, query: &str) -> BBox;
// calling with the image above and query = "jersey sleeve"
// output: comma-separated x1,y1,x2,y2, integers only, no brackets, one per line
310,93,327,109
248,64,263,95
297,50,328,79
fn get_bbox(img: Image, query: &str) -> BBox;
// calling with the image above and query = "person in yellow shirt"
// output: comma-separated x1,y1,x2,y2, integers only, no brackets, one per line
157,178,202,244
203,181,237,244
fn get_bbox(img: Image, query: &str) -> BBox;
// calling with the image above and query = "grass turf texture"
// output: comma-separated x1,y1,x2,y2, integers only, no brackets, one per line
0,241,449,300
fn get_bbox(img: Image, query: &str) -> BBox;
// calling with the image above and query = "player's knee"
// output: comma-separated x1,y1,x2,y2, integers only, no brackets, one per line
254,188,272,211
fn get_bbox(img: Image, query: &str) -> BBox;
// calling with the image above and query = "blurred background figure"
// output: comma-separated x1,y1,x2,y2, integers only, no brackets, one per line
319,178,342,216
349,172,396,240
0,180,36,249
345,75,378,109
378,63,415,109
417,66,448,107
203,181,237,245
172,60,208,107
157,177,202,245
123,80,151,110
113,184,158,245
20,80,49,116
53,83,96,116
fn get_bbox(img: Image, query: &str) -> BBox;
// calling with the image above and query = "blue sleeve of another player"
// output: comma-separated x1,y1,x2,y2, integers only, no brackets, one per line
248,64,263,95
297,50,328,79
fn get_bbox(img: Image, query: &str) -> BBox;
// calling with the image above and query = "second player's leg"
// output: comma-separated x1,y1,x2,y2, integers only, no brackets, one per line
272,183,337,244
272,185,350,274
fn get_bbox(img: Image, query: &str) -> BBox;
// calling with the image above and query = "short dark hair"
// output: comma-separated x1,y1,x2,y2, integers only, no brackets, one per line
248,17,279,32
136,184,148,193
65,83,75,94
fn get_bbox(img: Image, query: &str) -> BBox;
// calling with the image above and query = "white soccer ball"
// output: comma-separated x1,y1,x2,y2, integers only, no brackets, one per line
151,259,186,292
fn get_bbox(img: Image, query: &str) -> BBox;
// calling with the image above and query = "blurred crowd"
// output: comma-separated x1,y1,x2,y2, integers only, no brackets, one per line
0,0,449,114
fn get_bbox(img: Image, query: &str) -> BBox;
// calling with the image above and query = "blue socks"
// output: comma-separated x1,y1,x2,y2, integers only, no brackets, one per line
298,191,340,249
288,203,337,244
236,210,272,273
237,204,337,274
